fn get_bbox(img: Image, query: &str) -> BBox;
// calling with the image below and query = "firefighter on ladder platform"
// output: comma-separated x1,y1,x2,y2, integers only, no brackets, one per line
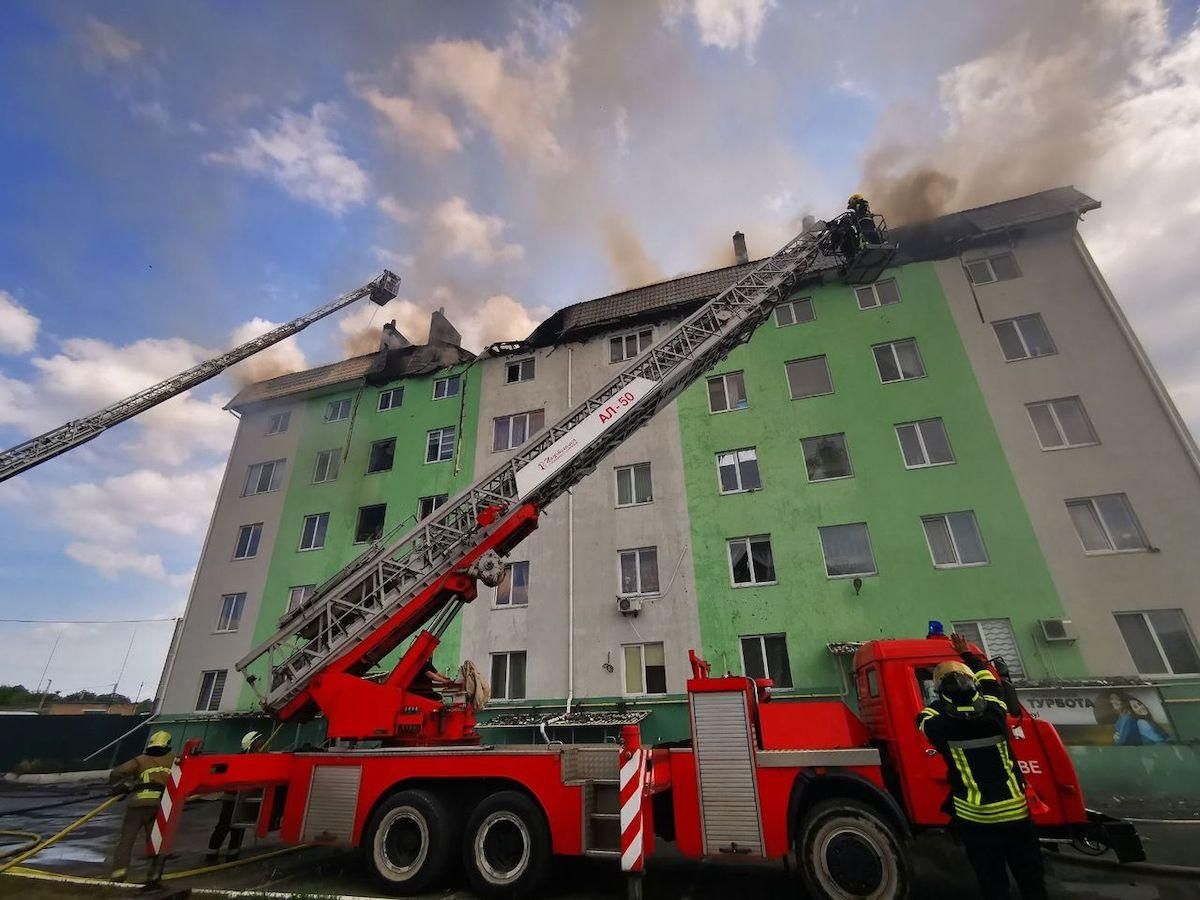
916,631,1048,900
108,729,175,881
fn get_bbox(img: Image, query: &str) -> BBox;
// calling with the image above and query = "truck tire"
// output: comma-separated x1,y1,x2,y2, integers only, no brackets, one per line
363,788,457,894
796,798,909,900
462,790,550,897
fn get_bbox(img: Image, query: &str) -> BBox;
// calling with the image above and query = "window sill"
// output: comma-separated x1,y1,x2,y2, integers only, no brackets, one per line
425,458,452,465
242,490,280,498
932,562,991,570
807,474,854,484
1038,442,1100,452
879,375,928,385
618,593,661,600
492,603,529,611
790,391,835,401
365,469,392,476
298,546,324,553
1002,353,1058,363
719,488,762,496
1082,547,1151,557
615,501,654,509
730,581,778,589
826,572,878,581
231,556,256,562
708,405,750,415
212,629,239,635
903,461,956,470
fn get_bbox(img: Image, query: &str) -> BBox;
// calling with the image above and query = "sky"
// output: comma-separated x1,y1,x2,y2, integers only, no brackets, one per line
0,0,1197,700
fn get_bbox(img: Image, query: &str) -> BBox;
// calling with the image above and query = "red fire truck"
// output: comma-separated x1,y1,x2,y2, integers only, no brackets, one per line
146,208,1142,899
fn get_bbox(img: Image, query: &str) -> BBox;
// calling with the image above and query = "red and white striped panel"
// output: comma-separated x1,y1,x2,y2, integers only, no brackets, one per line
619,748,646,872
147,758,183,856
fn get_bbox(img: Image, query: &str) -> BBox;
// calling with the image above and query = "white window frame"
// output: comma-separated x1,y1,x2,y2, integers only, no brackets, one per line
243,459,284,497
895,419,955,469
492,410,545,452
354,503,387,544
951,618,1026,678
1066,494,1149,554
873,339,926,383
233,523,262,560
922,511,990,568
378,387,403,411
785,355,834,401
506,357,536,384
312,449,340,484
265,411,290,435
495,561,530,608
855,278,902,310
418,494,448,519
215,592,245,633
801,433,853,482
324,398,351,422
707,372,748,413
426,427,456,463
775,297,814,327
1026,397,1098,450
622,642,667,697
966,253,1020,285
615,462,653,507
739,633,793,689
818,522,878,579
299,512,329,551
1114,610,1200,676
433,374,461,400
610,328,654,363
490,651,527,701
726,535,777,587
618,547,660,597
367,437,396,474
287,584,315,613
195,669,227,712
716,448,761,495
992,314,1057,361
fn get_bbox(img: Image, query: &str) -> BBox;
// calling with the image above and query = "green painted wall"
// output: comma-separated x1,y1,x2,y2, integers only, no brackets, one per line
675,262,1087,691
237,363,480,708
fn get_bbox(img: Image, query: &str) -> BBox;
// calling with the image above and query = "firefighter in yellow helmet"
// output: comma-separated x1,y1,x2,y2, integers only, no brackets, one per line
847,193,881,246
916,633,1047,900
108,729,175,881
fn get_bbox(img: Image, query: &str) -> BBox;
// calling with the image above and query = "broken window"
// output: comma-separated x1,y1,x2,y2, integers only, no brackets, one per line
506,358,536,383
802,433,852,481
367,437,396,473
786,356,834,399
354,504,387,544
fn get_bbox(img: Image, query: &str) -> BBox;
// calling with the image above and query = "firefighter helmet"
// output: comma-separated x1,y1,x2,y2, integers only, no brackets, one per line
932,659,973,686
241,730,264,752
146,730,172,751
847,193,866,207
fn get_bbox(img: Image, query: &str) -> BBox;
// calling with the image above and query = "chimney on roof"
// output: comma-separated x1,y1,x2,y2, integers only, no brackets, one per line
379,320,411,352
732,232,749,265
802,215,816,232
428,307,462,347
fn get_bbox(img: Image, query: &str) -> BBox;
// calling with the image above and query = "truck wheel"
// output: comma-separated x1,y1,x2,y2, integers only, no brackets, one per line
462,790,550,897
364,788,456,894
797,798,909,900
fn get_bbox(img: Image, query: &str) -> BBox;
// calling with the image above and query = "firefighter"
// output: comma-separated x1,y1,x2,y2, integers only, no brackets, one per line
108,729,175,881
916,633,1047,900
847,193,881,245
206,730,267,863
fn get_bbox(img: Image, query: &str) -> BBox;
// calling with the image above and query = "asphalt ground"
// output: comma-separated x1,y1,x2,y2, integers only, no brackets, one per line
1,784,1197,899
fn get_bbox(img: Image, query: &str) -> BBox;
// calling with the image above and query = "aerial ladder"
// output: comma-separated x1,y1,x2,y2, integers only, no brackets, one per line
0,271,401,483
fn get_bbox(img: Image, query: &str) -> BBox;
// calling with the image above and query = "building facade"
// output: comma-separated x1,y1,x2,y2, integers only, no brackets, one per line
158,188,1200,791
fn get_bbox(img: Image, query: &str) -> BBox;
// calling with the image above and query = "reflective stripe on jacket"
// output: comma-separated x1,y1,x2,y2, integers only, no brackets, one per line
110,751,177,808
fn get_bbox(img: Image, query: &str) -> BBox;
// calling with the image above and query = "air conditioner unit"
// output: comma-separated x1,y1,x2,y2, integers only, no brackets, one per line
617,596,643,617
1038,618,1078,644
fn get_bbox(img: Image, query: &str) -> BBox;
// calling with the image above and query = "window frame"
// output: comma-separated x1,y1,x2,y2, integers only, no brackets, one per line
1026,397,1099,450
432,374,462,400
610,328,655,363
354,503,387,544
785,355,834,400
324,398,352,422
707,371,748,414
265,411,290,435
287,584,315,613
614,462,654,507
366,437,397,474
1114,609,1200,676
726,534,777,587
312,449,340,484
991,314,1057,362
1065,494,1149,555
505,357,536,384
233,523,262,560
739,633,794,689
377,387,404,411
492,409,546,453
298,512,329,551
242,459,285,497
425,426,456,463
195,669,227,713
490,650,527,701
872,338,927,384
854,278,902,310
801,432,854,482
215,592,246,633
617,547,660,597
622,642,667,697
418,494,449,519
951,618,1026,678
818,522,878,579
715,447,762,495
495,560,531,608
894,418,955,469
921,511,990,568
966,252,1021,285
775,297,815,327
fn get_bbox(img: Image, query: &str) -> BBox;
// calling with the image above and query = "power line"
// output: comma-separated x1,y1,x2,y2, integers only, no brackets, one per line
0,616,179,624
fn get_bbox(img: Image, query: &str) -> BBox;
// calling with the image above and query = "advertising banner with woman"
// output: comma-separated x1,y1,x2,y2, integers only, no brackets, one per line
1017,686,1175,745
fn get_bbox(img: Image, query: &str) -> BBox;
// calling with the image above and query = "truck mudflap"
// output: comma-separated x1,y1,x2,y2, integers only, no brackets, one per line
1069,809,1145,863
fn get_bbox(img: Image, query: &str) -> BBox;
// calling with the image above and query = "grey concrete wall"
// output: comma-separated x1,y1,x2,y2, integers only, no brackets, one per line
935,228,1200,677
160,401,301,713
459,326,702,702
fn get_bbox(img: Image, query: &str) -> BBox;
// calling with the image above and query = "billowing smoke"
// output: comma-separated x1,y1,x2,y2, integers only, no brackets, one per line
226,318,308,387
602,217,663,289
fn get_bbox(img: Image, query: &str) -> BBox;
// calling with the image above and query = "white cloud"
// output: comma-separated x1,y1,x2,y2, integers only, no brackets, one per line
0,291,39,354
81,16,142,66
65,543,168,581
207,103,368,214
662,0,776,53
356,85,462,156
431,196,524,265
226,317,308,386
378,195,417,224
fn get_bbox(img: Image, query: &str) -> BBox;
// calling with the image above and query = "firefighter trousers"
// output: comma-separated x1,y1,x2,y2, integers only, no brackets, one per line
955,818,1048,900
112,804,157,875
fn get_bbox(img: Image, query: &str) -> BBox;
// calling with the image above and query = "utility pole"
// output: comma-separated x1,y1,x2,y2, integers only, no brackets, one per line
36,679,52,712
111,628,137,708
35,629,62,709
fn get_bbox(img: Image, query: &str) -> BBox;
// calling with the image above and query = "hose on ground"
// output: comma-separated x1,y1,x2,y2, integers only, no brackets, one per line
0,794,119,874
0,831,40,860
4,842,311,885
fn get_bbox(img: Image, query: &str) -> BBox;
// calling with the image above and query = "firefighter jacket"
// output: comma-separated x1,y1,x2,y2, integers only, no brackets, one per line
109,750,176,808
915,655,1028,825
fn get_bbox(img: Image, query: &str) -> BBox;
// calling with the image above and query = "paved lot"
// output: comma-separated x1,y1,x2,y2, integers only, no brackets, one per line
1,784,1197,899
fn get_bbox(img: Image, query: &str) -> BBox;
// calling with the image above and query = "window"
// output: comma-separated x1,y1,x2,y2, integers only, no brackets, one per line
615,463,653,506
195,670,227,712
728,535,776,586
496,561,530,607
1027,397,1097,450
896,419,954,468
922,512,989,567
707,372,748,413
287,584,315,613
418,494,448,519
1066,494,1148,553
1115,610,1200,675
233,523,262,560
215,593,245,633
493,410,545,452
624,643,666,696
299,512,329,551
966,253,1020,285
610,328,653,363
992,314,1056,361
775,297,814,327
367,437,396,473
378,387,404,411
506,358,536,384
266,411,290,435
818,523,877,577
491,651,527,700
312,449,340,484
243,459,284,496
855,279,902,309
619,547,660,595
433,374,461,400
873,339,926,382
717,448,762,494
324,398,351,422
952,619,1026,678
802,433,853,481
786,355,834,399
426,427,456,463
740,634,793,688
354,504,387,544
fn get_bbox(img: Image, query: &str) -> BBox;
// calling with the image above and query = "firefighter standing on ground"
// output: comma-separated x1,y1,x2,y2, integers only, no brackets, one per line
916,632,1048,900
206,729,267,862
108,729,175,881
